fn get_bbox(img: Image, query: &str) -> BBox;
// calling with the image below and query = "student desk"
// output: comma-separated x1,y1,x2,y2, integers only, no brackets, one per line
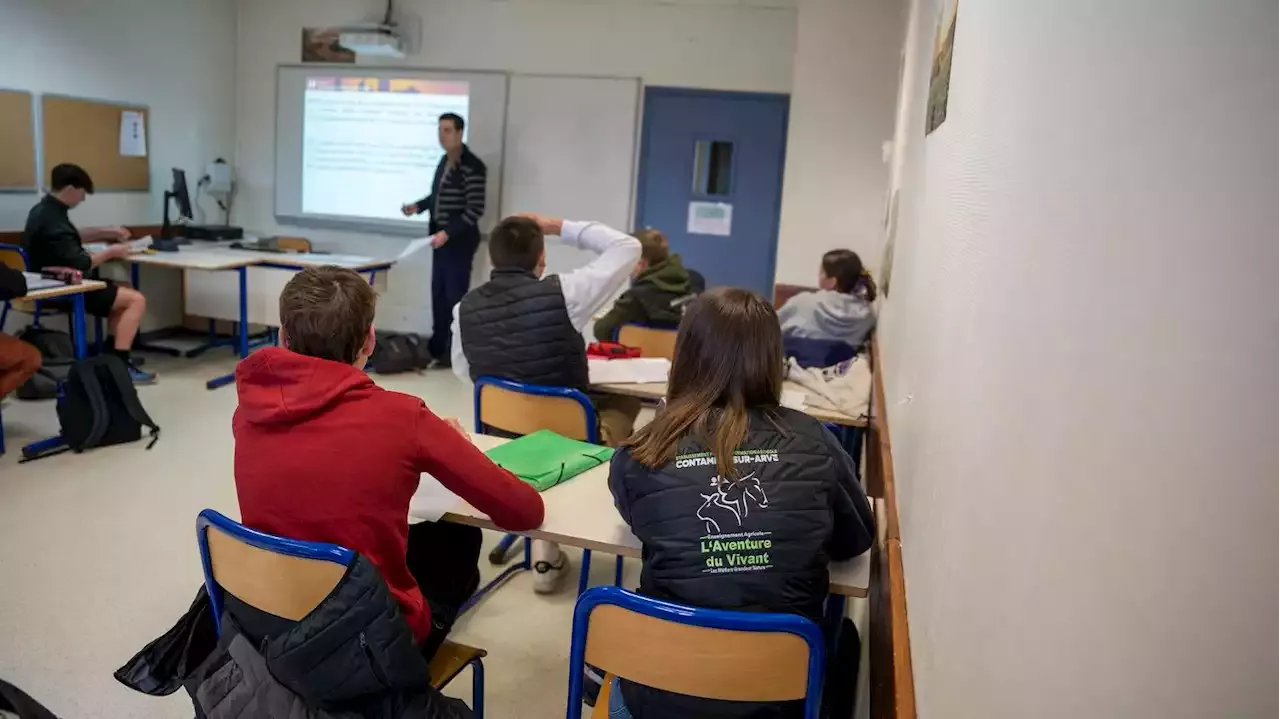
591,379,869,428
15,280,107,458
413,433,871,600
120,250,263,390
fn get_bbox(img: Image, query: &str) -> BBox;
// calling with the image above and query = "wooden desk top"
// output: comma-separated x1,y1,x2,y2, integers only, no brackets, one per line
122,249,262,271
415,433,870,598
16,279,108,302
591,379,869,428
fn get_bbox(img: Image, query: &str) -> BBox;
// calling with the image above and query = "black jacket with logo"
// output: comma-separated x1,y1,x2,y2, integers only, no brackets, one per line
608,407,875,719
459,267,589,390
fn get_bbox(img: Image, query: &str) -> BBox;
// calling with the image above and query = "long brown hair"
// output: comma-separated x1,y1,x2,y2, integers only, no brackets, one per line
628,287,783,477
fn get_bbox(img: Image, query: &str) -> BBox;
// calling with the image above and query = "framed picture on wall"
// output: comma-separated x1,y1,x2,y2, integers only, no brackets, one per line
926,0,958,135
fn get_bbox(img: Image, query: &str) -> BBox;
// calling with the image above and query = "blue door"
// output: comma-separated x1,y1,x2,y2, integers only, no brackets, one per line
635,88,790,296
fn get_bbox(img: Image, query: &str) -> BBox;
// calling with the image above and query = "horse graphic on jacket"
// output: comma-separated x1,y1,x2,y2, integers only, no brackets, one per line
696,472,769,534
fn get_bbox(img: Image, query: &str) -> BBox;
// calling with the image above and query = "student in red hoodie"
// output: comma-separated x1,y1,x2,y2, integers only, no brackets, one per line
233,265,544,659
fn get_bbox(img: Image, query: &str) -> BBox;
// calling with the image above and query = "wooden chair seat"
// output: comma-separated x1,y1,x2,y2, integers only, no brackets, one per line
428,640,487,688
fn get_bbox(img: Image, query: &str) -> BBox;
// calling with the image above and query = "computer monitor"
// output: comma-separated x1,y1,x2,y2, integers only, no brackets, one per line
161,168,193,240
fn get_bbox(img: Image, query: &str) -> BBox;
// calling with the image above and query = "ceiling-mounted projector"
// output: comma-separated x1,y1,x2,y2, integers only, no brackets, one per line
338,26,405,58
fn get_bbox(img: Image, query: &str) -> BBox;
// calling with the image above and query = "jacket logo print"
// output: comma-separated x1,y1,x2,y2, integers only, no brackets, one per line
696,472,769,533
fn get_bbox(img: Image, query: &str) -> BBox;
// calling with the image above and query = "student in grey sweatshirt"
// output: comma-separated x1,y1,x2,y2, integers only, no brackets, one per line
778,249,878,347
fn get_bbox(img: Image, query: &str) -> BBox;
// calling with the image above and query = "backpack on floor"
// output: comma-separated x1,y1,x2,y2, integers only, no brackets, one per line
14,327,75,400
370,332,430,374
25,355,160,460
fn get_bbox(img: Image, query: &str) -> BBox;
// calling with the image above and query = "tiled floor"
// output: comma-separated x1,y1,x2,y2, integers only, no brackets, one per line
0,350,868,718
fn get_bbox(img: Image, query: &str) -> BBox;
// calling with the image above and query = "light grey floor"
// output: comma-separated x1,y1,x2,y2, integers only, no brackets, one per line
0,352,624,718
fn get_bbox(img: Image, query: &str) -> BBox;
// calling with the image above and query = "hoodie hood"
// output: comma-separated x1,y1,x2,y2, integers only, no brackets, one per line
635,253,693,294
234,347,376,428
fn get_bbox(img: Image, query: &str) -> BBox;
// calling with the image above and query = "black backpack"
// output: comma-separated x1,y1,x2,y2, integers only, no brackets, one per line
24,355,159,460
369,331,430,374
14,327,75,400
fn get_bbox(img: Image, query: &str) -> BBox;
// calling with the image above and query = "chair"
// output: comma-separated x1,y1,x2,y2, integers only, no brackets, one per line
615,324,678,361
471,377,625,601
275,236,312,252
567,586,826,719
0,243,102,354
195,509,486,716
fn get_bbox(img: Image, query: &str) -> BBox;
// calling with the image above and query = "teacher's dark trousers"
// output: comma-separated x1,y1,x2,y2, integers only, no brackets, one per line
428,236,478,363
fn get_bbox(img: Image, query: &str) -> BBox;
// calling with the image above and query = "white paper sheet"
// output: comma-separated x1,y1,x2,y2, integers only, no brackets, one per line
588,357,671,385
119,110,147,157
409,473,464,522
398,236,436,261
687,201,733,236
21,272,64,291
780,387,807,411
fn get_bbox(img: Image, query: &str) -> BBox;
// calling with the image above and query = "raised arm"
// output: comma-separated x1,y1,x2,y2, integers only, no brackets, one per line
553,219,641,332
413,403,544,531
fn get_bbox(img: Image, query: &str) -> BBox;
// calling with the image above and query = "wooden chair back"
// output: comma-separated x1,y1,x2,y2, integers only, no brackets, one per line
583,604,812,702
0,244,26,272
617,324,678,360
275,236,312,252
477,381,595,442
204,522,348,622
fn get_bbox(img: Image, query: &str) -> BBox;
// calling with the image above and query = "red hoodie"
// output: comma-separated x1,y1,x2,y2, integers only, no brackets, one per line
232,347,544,642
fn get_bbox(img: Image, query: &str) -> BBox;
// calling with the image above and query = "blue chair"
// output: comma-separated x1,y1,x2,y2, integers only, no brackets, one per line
783,336,857,369
566,586,827,719
471,377,625,604
195,509,486,716
0,243,103,355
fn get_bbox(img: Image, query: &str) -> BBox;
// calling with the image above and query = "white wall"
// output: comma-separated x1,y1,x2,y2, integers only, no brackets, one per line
0,0,237,331
234,0,797,332
773,0,902,288
878,0,1277,717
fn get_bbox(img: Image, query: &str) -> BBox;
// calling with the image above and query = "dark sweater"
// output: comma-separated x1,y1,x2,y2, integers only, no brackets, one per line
593,254,700,340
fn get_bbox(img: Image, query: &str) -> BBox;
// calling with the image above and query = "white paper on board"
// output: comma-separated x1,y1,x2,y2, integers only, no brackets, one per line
687,201,732,236
119,110,147,157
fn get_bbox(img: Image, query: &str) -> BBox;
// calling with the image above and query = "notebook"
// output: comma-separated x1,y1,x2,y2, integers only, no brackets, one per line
483,430,615,492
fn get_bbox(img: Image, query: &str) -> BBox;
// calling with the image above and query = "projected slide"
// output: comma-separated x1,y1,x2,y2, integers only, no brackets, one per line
301,77,469,222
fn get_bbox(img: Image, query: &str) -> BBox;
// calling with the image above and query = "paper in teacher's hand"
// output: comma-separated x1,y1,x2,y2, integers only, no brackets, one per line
398,236,435,261
409,473,463,522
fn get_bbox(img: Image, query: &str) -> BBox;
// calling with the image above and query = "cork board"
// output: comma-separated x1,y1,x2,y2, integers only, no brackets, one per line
41,95,149,191
0,90,36,190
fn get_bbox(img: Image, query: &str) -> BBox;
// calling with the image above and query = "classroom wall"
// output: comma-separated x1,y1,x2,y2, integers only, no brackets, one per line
233,0,798,332
0,0,236,331
876,0,1277,716
773,0,902,288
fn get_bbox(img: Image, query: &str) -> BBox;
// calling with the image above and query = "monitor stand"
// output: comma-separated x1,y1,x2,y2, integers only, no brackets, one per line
159,191,191,245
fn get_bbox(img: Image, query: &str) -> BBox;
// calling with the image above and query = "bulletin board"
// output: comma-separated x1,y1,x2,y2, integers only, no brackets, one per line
0,90,36,190
41,94,150,191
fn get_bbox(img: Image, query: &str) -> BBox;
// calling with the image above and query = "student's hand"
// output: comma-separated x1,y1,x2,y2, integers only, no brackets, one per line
430,231,449,248
512,213,563,235
102,243,132,260
401,203,418,217
442,417,468,438
109,226,132,241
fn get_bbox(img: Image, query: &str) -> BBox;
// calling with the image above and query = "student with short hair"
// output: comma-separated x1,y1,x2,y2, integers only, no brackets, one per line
607,287,875,719
0,265,42,398
233,265,544,659
22,163,154,384
777,249,877,347
450,213,642,592
592,228,704,341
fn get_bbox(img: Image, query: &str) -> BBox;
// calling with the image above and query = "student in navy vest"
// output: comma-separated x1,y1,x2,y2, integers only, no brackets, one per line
401,113,487,367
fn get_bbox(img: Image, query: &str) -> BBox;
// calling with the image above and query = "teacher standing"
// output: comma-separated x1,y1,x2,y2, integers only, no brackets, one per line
401,112,487,368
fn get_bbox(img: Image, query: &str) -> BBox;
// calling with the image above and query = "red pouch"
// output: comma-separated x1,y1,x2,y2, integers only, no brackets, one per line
587,342,641,359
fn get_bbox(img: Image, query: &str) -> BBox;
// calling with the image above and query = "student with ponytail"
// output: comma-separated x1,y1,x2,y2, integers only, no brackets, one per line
606,287,875,719
777,249,877,347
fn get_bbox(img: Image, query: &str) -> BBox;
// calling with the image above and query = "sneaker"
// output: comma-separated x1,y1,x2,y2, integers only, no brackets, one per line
533,550,570,594
128,365,157,385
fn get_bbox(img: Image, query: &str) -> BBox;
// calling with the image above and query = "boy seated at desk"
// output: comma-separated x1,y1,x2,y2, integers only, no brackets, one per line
0,264,42,400
21,163,154,384
592,228,705,341
607,288,875,719
450,213,642,593
233,266,545,659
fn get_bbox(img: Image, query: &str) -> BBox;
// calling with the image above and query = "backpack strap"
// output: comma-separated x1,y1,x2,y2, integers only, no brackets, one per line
99,356,161,449
74,359,113,451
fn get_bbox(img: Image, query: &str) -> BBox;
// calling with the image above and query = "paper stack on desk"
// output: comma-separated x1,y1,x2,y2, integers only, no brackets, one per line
21,272,64,291
588,357,671,385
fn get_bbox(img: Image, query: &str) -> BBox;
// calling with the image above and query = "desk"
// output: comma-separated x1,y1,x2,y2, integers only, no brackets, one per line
591,379,869,428
15,280,106,458
121,250,261,390
414,433,870,600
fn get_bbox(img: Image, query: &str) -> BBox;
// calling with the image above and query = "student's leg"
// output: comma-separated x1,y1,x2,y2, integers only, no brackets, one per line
427,257,449,361
595,395,643,447
105,287,145,354
405,520,483,657
0,333,41,397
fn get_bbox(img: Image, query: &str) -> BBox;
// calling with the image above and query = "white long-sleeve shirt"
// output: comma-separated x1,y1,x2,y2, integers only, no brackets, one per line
450,220,641,384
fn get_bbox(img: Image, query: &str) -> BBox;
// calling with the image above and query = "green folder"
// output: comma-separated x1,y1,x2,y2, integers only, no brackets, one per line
484,430,615,492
